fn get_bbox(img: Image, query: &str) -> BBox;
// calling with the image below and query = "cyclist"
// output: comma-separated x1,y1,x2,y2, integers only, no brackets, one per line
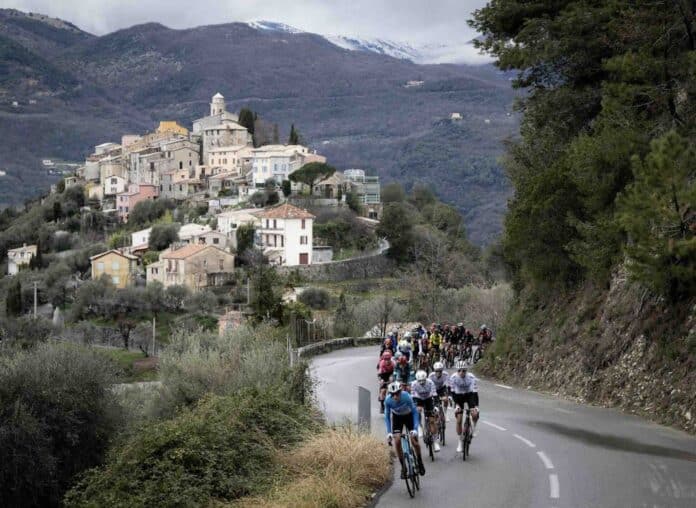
428,361,450,422
394,353,412,389
398,332,413,363
385,381,426,478
449,361,480,453
381,336,396,356
478,324,492,345
429,325,442,356
411,370,441,452
377,350,395,414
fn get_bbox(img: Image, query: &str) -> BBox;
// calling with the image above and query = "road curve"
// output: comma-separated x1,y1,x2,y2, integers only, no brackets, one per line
311,346,696,508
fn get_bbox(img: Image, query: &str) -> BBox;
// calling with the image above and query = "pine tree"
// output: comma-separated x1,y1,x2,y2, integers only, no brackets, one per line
272,123,279,144
6,278,22,316
238,108,255,135
288,124,299,145
617,131,696,299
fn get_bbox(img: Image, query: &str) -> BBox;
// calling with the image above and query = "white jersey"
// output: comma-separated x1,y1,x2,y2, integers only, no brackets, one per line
428,371,450,390
410,378,437,400
448,372,478,394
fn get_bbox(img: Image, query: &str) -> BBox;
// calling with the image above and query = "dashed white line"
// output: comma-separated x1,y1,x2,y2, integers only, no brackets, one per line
494,383,513,389
537,451,555,469
482,420,507,431
549,473,560,499
513,433,536,448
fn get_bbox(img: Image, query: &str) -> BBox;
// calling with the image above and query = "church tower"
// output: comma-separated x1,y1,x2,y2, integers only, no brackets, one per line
210,92,226,116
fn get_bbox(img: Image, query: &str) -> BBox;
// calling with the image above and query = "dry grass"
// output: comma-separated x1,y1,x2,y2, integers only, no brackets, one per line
229,428,391,508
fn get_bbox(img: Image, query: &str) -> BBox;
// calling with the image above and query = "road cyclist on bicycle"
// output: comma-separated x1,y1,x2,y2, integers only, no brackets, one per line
411,370,441,453
428,361,451,422
377,350,395,414
384,381,426,478
449,361,480,453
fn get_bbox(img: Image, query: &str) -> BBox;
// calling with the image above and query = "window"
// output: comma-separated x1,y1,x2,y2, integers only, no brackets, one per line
301,219,306,229
189,160,192,166
273,219,277,229
281,236,284,247
179,161,183,169
112,276,120,285
112,260,120,270
111,177,117,184
218,259,224,270
213,237,219,245
152,267,159,275
300,236,308,245
97,262,104,272
150,162,155,170
265,219,269,228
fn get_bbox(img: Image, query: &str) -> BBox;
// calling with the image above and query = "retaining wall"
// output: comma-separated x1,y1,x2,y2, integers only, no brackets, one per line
296,336,383,359
278,254,396,282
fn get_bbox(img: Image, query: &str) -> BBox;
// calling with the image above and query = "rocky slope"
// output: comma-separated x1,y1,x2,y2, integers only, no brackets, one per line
482,268,696,434
0,9,516,244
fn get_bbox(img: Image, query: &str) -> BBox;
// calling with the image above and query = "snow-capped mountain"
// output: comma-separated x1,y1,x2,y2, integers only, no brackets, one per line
247,20,491,65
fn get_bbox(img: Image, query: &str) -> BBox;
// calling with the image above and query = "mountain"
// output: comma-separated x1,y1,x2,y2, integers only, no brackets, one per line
0,10,517,244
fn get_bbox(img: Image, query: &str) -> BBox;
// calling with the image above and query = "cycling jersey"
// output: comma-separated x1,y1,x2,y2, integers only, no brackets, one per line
410,378,437,400
430,333,442,347
395,362,411,383
428,371,450,391
448,372,478,394
384,391,420,433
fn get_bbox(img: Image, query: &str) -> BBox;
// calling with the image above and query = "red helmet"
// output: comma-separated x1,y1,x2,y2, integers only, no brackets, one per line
382,350,392,359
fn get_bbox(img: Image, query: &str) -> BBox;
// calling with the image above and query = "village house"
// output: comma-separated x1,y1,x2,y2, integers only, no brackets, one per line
178,223,212,242
253,203,314,266
160,169,205,200
117,183,158,223
146,244,235,290
103,175,127,197
207,145,254,175
193,93,252,161
90,250,139,288
185,230,230,250
344,169,382,219
7,244,37,275
156,120,188,137
250,144,315,187
216,208,260,249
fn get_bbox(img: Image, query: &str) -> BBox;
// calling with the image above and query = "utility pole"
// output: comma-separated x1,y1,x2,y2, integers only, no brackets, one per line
152,316,156,356
33,281,38,319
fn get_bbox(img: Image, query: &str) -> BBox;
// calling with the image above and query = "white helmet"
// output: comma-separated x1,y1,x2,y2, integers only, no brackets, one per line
395,351,403,359
456,360,469,371
387,381,402,394
415,370,427,383
480,324,487,330
403,331,412,339
433,362,444,372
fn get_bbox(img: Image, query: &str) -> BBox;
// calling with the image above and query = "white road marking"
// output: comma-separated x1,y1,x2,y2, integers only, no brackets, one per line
494,383,513,389
538,451,555,469
554,407,573,414
513,433,536,448
549,473,560,499
482,420,507,431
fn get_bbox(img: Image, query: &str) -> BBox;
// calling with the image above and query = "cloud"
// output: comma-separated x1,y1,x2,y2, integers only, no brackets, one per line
3,0,488,46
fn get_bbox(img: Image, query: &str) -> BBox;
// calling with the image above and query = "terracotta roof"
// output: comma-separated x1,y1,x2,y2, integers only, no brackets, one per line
90,249,139,261
161,244,211,259
253,203,315,220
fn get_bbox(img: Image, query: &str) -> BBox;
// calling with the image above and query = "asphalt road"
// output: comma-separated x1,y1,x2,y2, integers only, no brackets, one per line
311,346,696,508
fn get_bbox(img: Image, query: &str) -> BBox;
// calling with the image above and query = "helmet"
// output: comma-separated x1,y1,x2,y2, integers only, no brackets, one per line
456,360,469,371
457,322,464,327
403,331,412,339
382,350,392,359
433,361,444,372
416,370,427,383
395,351,403,359
399,355,408,364
387,381,402,394
480,324,487,330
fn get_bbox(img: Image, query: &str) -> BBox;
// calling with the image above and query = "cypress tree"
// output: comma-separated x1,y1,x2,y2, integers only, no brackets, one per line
6,278,23,316
288,124,299,145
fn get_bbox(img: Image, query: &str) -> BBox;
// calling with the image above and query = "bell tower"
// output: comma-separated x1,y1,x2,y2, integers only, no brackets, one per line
210,92,226,116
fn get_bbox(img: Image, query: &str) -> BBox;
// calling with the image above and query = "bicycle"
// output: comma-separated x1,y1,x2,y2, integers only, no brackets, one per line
461,408,474,461
400,432,421,497
434,396,446,447
421,409,435,462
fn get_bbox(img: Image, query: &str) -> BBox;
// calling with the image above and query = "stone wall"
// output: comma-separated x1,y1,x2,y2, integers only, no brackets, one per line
296,336,383,359
278,254,396,282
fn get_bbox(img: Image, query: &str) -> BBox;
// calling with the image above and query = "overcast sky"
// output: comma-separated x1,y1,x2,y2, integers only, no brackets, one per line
2,0,488,45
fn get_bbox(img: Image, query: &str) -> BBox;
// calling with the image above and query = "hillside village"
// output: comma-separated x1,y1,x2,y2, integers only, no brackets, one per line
8,92,384,292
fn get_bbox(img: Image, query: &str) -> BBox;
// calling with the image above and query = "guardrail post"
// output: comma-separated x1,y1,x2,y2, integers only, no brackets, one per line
357,386,371,432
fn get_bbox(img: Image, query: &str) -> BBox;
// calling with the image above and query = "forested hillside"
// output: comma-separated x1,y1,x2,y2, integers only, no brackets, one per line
471,1,696,432
0,8,516,244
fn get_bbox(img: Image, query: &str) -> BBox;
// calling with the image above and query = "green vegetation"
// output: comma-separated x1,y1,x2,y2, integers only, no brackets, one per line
288,123,299,145
148,223,179,251
298,287,331,310
289,162,336,195
470,0,696,300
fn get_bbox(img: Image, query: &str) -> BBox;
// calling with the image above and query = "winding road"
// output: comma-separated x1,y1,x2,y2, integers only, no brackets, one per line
312,346,696,508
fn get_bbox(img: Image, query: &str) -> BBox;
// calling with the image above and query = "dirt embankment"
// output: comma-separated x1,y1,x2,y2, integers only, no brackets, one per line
481,269,696,433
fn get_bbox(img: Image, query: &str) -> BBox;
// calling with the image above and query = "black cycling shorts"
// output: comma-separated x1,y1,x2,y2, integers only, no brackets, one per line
436,386,447,398
391,412,415,434
453,392,479,410
414,397,435,416
378,372,392,383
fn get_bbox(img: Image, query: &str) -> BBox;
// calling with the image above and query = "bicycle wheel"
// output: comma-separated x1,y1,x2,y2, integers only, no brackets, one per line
427,431,434,461
413,453,420,491
402,437,416,498
439,412,446,446
462,420,470,461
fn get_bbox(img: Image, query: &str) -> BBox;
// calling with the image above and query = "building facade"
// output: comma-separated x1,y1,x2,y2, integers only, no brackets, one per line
7,244,37,275
90,250,139,288
253,203,314,266
146,244,235,290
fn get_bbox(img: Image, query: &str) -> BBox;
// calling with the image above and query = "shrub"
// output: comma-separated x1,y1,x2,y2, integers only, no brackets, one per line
148,223,179,251
65,391,317,507
298,287,331,310
0,343,121,507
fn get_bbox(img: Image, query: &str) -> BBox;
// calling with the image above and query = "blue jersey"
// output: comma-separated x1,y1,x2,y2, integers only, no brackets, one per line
384,391,420,434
